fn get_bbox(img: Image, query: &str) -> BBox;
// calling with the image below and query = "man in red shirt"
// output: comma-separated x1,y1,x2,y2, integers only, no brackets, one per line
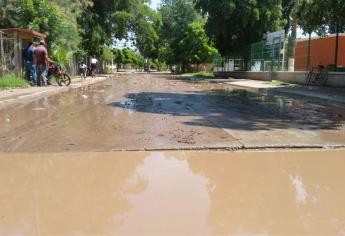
34,40,49,86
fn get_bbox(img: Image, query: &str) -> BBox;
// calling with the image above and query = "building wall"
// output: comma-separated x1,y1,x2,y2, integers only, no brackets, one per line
295,35,345,71
215,71,345,88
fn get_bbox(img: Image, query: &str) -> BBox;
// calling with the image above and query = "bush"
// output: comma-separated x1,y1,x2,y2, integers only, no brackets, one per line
103,67,113,74
0,74,30,89
181,72,214,78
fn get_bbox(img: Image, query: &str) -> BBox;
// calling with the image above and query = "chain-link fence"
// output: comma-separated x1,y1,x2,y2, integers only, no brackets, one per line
214,38,291,73
0,31,16,77
214,33,345,73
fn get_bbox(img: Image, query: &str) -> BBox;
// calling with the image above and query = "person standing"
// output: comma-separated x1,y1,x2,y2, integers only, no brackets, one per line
34,40,49,86
90,55,98,77
23,42,36,85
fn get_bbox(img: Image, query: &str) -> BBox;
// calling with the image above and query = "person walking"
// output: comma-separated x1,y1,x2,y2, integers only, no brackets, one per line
34,40,49,86
79,61,87,79
23,42,36,86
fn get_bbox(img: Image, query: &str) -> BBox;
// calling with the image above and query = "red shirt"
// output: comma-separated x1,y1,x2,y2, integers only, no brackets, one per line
34,45,48,66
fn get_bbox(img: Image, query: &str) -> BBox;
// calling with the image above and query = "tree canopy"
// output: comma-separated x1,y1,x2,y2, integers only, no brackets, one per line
113,48,145,70
296,0,345,34
195,0,284,57
295,0,326,35
0,0,18,28
2,0,342,72
296,0,345,69
157,0,218,72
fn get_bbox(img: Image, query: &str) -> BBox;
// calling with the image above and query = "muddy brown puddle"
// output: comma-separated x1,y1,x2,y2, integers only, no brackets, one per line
1,150,345,235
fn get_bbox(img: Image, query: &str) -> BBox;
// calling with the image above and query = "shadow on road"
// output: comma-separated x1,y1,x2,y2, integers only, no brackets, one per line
110,89,345,131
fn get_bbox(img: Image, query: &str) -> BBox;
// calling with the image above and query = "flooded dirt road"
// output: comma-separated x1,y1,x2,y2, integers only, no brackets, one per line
1,150,345,235
1,74,345,235
1,73,345,152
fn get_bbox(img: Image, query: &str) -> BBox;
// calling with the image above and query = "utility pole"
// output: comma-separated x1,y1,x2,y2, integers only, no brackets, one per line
334,19,340,71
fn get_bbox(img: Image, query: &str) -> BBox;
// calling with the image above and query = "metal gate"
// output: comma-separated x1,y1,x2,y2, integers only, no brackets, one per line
0,31,16,77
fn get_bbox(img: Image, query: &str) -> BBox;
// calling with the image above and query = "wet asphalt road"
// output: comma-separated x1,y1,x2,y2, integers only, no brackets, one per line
1,73,345,152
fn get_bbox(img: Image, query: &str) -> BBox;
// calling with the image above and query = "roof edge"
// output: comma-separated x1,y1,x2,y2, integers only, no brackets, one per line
0,28,47,39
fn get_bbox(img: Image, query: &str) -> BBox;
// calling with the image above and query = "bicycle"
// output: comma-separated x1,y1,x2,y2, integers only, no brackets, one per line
306,65,328,86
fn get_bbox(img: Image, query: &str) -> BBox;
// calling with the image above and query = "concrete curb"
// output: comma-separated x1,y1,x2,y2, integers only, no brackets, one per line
108,144,345,152
0,76,109,109
207,79,345,105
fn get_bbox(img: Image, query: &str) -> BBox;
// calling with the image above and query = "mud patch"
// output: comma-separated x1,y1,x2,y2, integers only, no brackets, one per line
169,128,203,144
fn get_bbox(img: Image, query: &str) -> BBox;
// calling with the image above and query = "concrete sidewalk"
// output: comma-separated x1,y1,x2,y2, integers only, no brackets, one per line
0,76,109,109
213,78,345,105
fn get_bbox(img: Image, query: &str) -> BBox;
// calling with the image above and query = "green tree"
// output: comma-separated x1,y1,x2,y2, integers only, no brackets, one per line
114,48,125,71
296,0,345,70
177,22,218,71
282,0,295,34
0,0,18,28
101,46,113,64
295,0,326,69
195,0,283,57
113,48,145,71
17,0,80,64
321,0,345,70
159,0,216,72
132,4,161,60
78,0,152,56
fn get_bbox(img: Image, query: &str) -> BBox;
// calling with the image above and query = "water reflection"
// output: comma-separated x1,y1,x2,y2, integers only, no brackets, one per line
114,153,211,235
0,153,146,235
185,151,345,235
1,151,345,235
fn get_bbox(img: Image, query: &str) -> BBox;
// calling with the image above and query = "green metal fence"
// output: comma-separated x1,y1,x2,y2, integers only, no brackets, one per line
214,35,295,73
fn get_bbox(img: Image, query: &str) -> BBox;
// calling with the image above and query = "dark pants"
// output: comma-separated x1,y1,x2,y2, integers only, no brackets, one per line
91,63,97,71
24,61,37,84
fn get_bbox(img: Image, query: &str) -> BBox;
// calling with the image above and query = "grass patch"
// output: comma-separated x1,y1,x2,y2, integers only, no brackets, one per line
181,72,214,79
0,74,30,89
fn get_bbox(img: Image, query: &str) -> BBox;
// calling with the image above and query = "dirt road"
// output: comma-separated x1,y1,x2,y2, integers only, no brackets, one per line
1,73,345,152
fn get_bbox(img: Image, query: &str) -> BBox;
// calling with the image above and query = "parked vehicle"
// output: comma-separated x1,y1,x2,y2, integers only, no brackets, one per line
306,65,328,86
47,62,71,86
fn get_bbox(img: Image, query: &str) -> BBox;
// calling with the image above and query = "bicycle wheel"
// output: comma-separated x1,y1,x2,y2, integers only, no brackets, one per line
57,74,71,86
306,70,314,86
318,70,328,86
63,74,71,86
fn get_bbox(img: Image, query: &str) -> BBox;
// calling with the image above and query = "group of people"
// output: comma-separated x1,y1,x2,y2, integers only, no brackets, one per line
24,40,99,86
79,56,98,79
23,40,50,86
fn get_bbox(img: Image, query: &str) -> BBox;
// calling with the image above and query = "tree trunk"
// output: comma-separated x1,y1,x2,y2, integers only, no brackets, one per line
290,0,299,57
181,63,187,74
